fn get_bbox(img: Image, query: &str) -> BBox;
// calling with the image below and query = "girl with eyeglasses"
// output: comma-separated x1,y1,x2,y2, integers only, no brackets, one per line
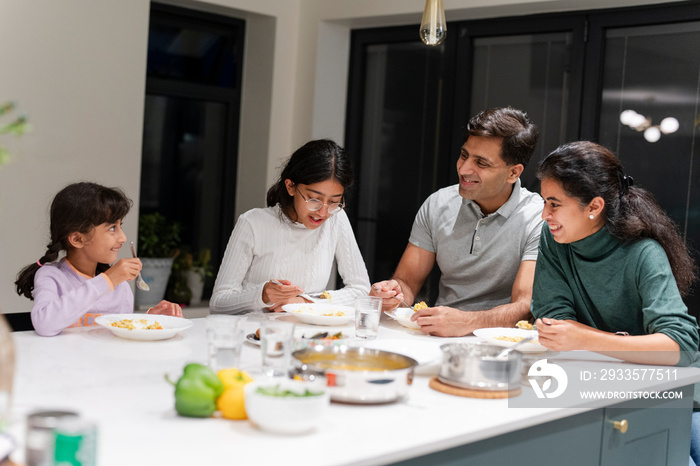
210,139,370,314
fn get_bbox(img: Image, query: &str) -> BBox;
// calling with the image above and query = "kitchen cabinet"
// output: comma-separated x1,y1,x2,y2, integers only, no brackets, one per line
395,385,692,465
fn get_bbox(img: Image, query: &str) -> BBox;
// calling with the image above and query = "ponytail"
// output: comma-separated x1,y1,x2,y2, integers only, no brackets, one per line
615,187,696,296
15,241,63,300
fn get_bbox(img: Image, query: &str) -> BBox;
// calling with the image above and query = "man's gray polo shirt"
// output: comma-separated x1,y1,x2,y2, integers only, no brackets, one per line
409,178,544,311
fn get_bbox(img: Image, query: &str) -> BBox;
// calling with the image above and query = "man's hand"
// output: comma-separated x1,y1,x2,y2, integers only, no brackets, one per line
411,306,476,337
369,280,406,311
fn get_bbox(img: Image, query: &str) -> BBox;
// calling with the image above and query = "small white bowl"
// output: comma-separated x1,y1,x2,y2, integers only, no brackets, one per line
244,379,330,434
389,308,421,330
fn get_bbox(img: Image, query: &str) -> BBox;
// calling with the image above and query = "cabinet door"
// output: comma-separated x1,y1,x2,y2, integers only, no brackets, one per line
395,409,604,466
601,384,693,466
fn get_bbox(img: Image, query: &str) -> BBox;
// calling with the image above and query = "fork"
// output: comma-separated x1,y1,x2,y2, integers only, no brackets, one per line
130,242,150,291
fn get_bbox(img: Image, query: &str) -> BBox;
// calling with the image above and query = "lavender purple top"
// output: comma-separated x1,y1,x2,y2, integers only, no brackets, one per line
31,258,133,336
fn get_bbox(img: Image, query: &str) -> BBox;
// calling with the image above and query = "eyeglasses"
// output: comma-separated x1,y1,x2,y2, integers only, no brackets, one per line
295,186,345,214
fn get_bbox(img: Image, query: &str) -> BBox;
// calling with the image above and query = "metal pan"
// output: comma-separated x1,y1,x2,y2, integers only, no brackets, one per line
437,341,522,391
292,345,418,404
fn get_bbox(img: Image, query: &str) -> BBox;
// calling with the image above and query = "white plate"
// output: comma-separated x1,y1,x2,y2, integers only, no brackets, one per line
473,327,547,353
385,308,420,330
363,339,442,375
281,303,354,326
246,333,261,346
95,314,193,341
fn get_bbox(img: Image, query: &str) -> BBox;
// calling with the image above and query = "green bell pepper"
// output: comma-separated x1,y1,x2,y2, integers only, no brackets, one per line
167,363,224,418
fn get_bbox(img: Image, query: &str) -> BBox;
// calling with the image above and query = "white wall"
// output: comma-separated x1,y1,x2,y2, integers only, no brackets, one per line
0,0,679,315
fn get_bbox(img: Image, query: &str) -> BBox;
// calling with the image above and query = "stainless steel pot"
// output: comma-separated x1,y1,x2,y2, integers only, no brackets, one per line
291,345,418,404
437,341,522,391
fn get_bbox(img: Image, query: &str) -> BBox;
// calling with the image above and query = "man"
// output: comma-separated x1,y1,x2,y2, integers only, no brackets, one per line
371,107,543,337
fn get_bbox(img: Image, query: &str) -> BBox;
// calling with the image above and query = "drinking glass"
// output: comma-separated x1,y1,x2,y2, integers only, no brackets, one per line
206,315,245,372
355,296,382,339
259,320,296,377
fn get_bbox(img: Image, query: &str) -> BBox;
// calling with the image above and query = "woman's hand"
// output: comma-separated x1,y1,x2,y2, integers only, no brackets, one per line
535,318,596,351
104,258,142,286
369,280,404,311
262,279,303,309
147,300,183,318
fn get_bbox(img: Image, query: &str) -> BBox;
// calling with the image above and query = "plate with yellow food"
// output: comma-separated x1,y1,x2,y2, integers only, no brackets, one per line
384,301,428,330
281,303,355,326
472,327,547,353
95,314,193,341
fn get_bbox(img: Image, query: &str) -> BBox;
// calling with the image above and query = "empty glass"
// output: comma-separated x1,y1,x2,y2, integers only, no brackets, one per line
206,315,245,372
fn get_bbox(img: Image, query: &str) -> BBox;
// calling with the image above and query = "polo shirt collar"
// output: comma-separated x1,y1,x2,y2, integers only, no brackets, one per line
462,178,522,219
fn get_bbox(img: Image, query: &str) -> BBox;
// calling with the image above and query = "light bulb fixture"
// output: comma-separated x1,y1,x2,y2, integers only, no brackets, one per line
420,0,446,46
619,109,679,143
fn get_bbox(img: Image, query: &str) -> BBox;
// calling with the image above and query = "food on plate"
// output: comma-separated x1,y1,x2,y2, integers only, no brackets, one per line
305,331,344,340
515,320,534,330
217,368,254,420
110,318,162,330
493,335,539,344
254,328,261,340
255,384,323,397
167,363,224,418
412,301,428,311
319,290,333,302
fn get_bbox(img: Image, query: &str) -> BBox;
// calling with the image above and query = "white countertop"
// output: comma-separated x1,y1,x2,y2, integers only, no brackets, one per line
7,314,700,465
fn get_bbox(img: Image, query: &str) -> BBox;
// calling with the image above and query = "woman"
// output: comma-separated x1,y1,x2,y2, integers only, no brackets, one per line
531,141,700,464
531,141,698,364
209,139,370,314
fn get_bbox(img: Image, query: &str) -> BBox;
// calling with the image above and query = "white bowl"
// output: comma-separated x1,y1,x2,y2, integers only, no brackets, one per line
244,379,330,434
386,308,421,330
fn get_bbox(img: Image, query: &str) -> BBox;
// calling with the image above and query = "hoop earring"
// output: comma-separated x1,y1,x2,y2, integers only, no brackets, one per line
589,215,594,220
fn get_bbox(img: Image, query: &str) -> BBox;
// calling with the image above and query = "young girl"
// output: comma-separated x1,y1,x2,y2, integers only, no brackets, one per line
531,141,698,364
210,139,371,314
15,182,182,337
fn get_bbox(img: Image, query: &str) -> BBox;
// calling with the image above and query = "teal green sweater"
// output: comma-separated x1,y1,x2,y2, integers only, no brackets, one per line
531,225,699,354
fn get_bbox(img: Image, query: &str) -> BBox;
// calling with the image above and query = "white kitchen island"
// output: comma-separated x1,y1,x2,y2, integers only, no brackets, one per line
7,314,700,465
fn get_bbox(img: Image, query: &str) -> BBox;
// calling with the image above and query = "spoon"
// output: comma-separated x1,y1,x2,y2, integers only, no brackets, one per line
494,335,535,359
130,242,150,291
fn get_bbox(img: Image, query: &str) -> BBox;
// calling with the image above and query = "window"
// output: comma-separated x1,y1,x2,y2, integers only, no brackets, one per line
346,2,700,320
142,4,245,300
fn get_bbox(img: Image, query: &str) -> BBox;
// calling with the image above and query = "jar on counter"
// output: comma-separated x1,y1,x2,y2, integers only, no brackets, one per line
25,410,78,466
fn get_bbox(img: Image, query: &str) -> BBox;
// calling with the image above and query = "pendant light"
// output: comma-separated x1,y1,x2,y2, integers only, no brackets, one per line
419,0,447,46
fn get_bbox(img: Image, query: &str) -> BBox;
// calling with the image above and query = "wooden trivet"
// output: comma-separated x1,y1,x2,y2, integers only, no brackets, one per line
429,376,521,399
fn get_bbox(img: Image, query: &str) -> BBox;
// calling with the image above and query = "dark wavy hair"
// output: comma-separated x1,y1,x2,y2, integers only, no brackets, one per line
537,141,696,296
15,182,133,300
465,107,540,167
266,139,354,216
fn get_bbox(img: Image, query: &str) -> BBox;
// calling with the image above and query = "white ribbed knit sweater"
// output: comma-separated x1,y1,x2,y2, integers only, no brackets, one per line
209,205,370,314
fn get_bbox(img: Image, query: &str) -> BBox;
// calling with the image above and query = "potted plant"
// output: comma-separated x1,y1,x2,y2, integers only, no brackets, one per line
135,213,181,308
166,247,213,306
184,248,213,306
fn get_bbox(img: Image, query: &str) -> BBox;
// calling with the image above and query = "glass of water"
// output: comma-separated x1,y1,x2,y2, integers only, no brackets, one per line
355,296,382,340
206,315,245,372
259,320,296,377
